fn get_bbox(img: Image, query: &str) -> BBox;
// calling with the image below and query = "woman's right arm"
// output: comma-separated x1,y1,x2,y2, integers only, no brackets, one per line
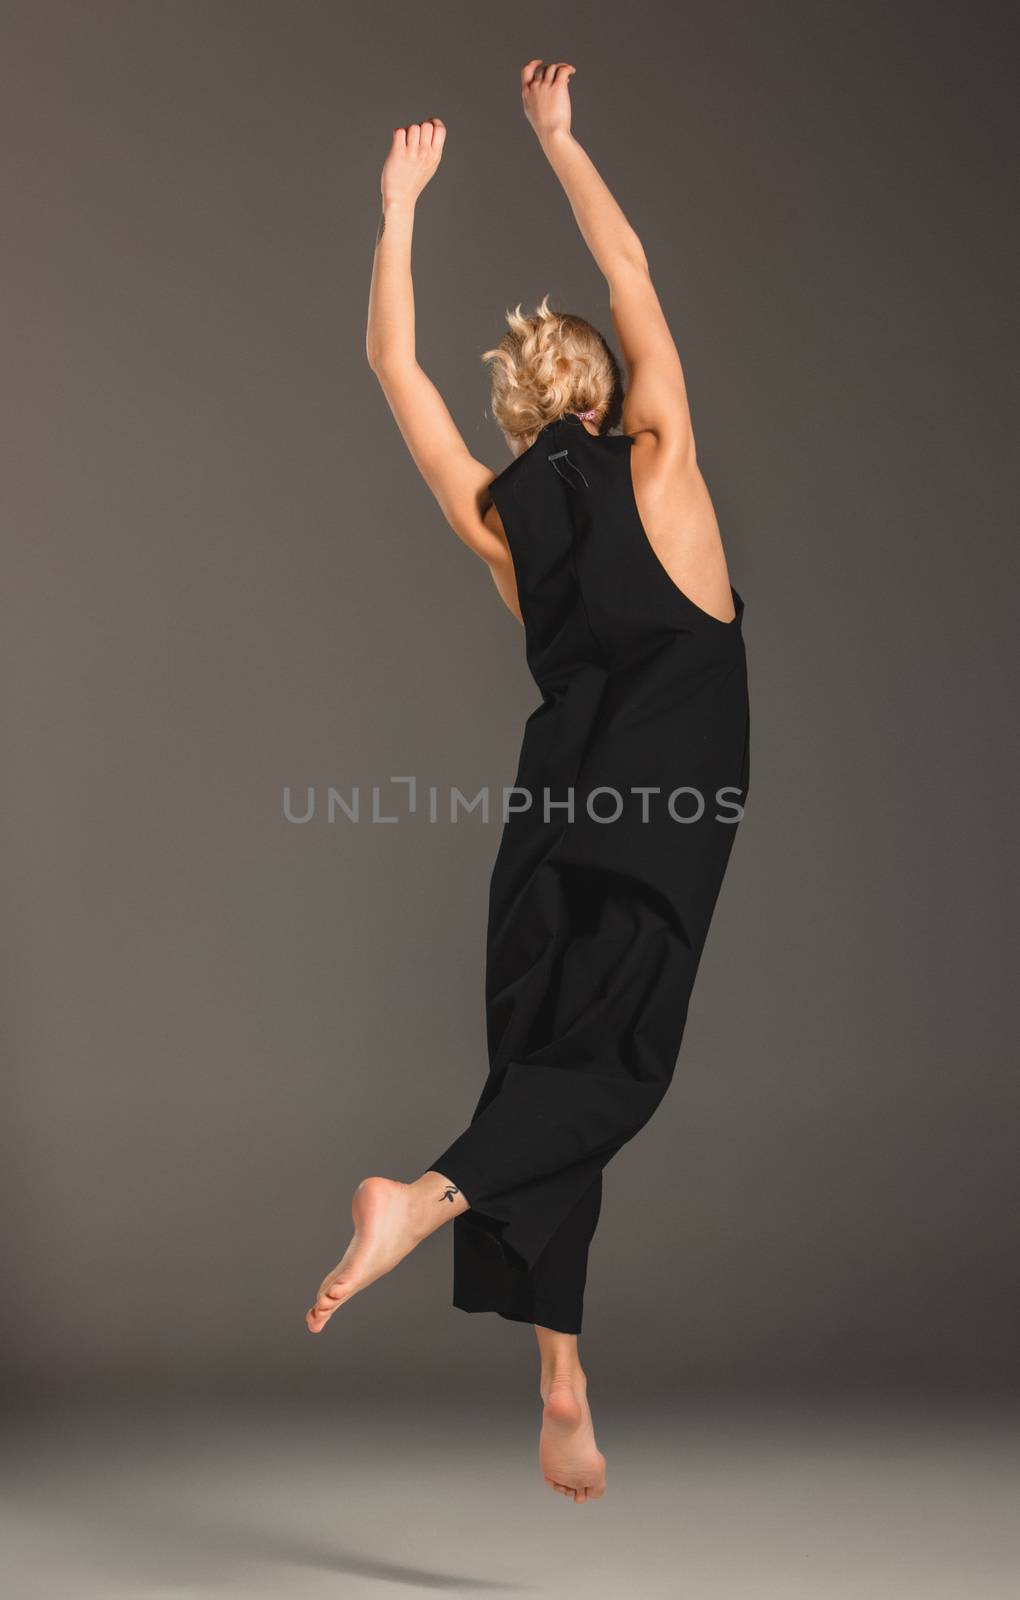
365,120,522,621
522,61,696,467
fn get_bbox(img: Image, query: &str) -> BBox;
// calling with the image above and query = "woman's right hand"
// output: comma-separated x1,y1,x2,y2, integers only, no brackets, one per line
380,119,446,208
521,60,576,142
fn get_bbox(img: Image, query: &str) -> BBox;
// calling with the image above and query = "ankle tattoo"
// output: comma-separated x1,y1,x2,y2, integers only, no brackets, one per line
439,1184,460,1203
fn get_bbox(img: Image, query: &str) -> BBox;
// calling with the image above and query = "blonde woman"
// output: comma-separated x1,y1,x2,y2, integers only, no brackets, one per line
306,60,750,1506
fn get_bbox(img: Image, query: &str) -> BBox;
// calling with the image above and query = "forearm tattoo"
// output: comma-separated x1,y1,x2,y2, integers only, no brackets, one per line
439,1184,460,1203
376,210,385,244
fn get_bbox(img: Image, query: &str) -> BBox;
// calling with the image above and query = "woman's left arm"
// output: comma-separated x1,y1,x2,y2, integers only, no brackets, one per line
366,122,518,612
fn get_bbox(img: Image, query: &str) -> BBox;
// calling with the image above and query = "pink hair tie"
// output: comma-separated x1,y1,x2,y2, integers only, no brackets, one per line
574,409,599,422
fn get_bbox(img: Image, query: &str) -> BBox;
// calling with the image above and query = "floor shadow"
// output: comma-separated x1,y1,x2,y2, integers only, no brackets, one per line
215,1516,528,1591
13,1481,530,1594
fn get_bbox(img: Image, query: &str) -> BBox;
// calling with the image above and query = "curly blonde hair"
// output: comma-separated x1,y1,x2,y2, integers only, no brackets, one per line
483,295,619,453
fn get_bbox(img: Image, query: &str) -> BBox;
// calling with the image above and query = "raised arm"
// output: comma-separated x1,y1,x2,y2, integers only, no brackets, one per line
521,62,695,467
366,120,521,620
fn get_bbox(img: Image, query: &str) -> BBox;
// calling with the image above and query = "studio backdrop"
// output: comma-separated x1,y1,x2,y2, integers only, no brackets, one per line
2,0,1016,1406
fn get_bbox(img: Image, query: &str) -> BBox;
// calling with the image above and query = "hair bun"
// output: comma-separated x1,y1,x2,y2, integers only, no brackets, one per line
483,295,617,452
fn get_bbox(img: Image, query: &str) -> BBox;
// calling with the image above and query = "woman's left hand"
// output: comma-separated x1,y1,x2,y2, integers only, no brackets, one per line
381,119,447,207
521,61,576,141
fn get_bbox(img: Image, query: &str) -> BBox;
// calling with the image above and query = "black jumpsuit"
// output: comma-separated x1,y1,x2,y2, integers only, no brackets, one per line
431,412,750,1333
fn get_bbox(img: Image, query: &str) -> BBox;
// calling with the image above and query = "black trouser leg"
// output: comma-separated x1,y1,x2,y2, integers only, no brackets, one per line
449,1172,603,1335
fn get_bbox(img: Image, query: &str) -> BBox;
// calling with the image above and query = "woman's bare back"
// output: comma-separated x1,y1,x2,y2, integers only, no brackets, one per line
482,424,735,628
628,432,736,625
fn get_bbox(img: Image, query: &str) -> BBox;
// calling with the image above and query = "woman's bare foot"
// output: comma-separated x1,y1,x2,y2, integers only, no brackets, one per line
535,1326,607,1504
306,1171,468,1332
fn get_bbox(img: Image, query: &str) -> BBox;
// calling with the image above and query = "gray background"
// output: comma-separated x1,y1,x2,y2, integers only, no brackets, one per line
3,0,1016,1417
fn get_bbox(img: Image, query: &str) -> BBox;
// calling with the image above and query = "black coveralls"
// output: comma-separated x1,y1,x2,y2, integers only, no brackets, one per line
431,413,750,1332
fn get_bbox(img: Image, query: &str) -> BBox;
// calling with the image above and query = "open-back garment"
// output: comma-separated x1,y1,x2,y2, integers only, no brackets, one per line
430,413,750,1332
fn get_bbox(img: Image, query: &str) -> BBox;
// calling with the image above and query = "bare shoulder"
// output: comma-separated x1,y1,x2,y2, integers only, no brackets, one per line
627,430,736,625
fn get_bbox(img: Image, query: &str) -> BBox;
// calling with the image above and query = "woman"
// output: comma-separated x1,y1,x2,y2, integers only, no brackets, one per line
306,61,749,1507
